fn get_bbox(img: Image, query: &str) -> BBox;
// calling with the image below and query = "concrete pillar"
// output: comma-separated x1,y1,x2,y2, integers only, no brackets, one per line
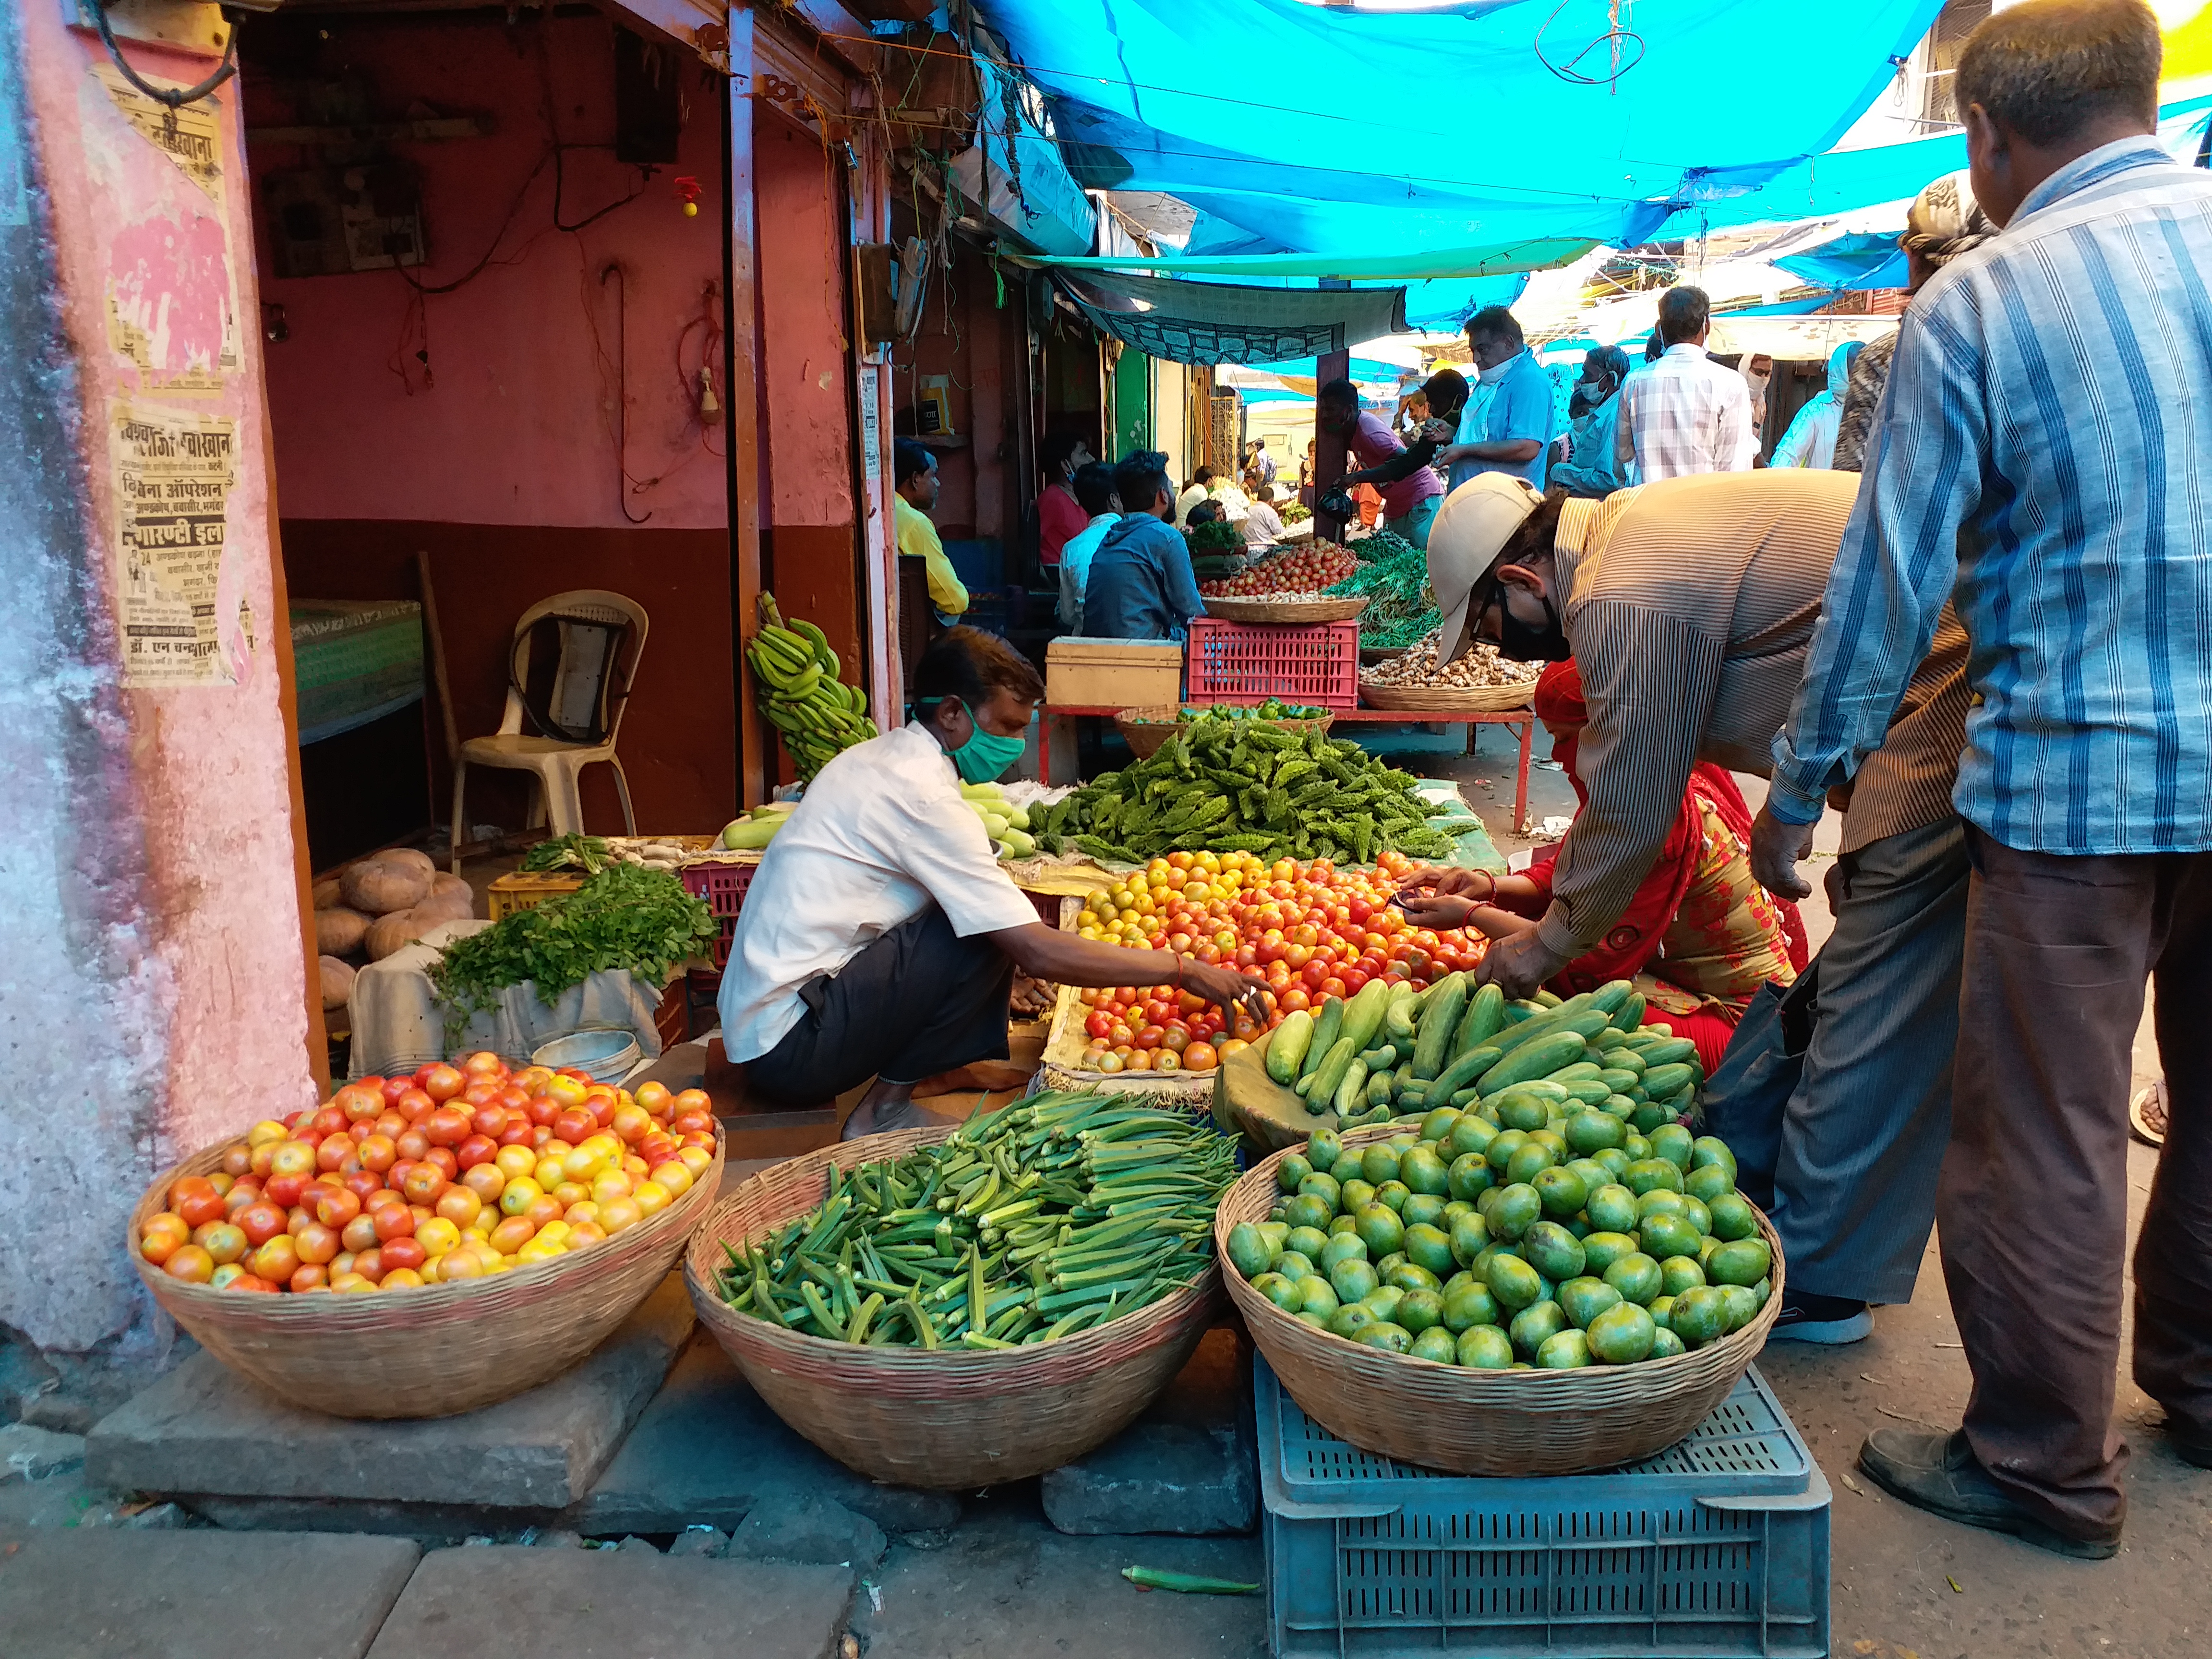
1,2,318,1353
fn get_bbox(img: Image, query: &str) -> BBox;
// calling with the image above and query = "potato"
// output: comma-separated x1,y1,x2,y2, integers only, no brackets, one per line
315,906,371,957
341,858,432,915
365,909,430,961
318,955,356,1010
311,878,343,910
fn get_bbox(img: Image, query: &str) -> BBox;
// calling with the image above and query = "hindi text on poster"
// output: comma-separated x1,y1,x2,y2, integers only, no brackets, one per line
111,403,239,687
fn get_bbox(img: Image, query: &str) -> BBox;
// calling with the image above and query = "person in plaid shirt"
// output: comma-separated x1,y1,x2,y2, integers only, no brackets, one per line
1615,286,1756,481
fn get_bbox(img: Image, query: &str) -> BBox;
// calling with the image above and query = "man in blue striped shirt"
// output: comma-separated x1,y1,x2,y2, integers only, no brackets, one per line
1755,0,2212,1559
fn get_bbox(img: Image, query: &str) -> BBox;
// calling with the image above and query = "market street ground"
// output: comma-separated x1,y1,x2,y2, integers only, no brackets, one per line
0,724,2198,1659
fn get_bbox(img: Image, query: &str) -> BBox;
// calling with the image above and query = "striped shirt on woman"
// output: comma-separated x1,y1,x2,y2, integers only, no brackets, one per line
1532,472,1960,966
1768,138,2212,854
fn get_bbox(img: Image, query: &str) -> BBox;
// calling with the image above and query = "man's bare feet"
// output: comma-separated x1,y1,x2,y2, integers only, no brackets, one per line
912,1059,1034,1099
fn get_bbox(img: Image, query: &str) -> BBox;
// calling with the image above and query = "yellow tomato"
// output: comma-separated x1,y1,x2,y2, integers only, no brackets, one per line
649,1160,693,1199
567,1222,608,1246
498,1177,543,1217
591,1168,634,1203
564,1201,601,1226
534,1157,567,1190
439,1248,485,1281
515,1239,563,1264
599,1196,643,1233
246,1119,289,1148
494,1144,538,1181
331,1272,377,1294
553,1181,589,1208
535,1220,573,1244
632,1180,671,1217
678,1145,713,1176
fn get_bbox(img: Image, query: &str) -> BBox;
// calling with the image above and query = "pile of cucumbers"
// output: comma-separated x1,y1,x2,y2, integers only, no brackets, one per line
745,593,879,781
1264,975,1702,1131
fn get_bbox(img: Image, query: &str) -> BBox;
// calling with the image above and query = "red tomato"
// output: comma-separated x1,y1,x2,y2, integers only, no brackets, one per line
455,1135,498,1171
352,1248,385,1283
527,1095,561,1128
394,1128,430,1162
1320,977,1347,999
421,1146,458,1179
394,1089,434,1124
498,1117,536,1147
553,1107,597,1144
422,1106,471,1148
315,1136,356,1174
334,1084,383,1122
378,1075,411,1107
371,1204,416,1242
1184,1042,1218,1071
421,1064,466,1103
313,1186,361,1229
295,1222,339,1265
290,1263,330,1292
236,1201,288,1247
357,1135,397,1174
1339,969,1369,995
1133,1025,1166,1050
1085,1011,1114,1039
380,1236,428,1274
264,1171,312,1210
341,1214,382,1253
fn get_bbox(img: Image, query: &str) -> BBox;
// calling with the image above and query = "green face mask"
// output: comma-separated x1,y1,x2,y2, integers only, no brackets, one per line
921,698,1027,783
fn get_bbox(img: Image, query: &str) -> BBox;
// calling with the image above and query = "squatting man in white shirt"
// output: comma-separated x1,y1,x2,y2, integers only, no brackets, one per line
718,627,1268,1139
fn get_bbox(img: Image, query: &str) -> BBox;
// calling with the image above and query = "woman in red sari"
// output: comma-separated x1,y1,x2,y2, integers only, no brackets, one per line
1404,661,1806,1070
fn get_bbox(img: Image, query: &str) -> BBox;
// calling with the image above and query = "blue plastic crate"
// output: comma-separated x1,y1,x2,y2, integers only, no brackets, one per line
1258,1357,1830,1659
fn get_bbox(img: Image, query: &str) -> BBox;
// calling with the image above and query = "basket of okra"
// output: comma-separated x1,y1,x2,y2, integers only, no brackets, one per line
682,1090,1229,1488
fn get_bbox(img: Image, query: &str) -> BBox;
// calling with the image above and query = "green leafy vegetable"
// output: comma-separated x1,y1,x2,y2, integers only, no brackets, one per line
519,833,613,874
1324,531,1439,650
427,863,719,1043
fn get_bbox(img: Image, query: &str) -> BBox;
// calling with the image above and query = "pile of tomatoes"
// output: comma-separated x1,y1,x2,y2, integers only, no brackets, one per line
1197,542,1358,598
1072,849,1488,1073
138,1053,718,1295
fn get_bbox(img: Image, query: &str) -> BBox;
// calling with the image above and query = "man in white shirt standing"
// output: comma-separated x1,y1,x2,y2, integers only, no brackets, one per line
1615,286,1756,481
719,628,1267,1138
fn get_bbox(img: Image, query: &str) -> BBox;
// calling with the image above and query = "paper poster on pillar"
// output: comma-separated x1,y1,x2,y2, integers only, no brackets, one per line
110,402,240,687
85,62,241,396
79,55,250,686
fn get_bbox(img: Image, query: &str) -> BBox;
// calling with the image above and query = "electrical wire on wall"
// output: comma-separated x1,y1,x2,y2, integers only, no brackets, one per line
88,0,237,109
600,262,653,525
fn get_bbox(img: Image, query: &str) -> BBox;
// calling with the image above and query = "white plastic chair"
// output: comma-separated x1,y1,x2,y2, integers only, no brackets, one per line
450,589,649,869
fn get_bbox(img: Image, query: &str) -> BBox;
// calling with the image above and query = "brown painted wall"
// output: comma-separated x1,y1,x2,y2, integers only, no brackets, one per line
280,521,737,832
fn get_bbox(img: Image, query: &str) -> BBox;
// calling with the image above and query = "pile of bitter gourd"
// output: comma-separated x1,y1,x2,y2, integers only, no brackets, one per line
1033,715,1456,866
713,1091,1234,1349
744,593,878,781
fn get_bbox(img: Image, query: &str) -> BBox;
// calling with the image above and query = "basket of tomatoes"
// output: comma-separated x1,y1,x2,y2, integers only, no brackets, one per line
126,1052,723,1419
1037,849,1491,1097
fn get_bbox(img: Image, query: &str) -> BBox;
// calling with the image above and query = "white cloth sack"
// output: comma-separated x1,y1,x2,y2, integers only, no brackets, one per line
347,920,667,1079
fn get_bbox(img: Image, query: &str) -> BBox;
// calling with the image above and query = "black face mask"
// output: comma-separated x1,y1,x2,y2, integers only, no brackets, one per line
1484,575,1571,661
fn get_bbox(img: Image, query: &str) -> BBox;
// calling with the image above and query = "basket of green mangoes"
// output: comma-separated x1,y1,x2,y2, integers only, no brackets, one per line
1214,1102,1783,1476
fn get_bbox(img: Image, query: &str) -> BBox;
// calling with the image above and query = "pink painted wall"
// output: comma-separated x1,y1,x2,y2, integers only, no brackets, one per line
756,114,853,529
255,13,729,531
5,13,317,1350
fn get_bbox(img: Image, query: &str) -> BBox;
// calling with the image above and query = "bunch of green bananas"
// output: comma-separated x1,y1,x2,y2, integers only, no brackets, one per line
745,594,878,781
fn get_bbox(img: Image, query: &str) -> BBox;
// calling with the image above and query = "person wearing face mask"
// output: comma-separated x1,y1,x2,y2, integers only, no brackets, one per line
1432,306,1556,492
1548,345,1633,498
1413,469,1960,1016
720,626,1268,1140
1036,430,1097,570
1336,369,1469,519
1739,354,1774,450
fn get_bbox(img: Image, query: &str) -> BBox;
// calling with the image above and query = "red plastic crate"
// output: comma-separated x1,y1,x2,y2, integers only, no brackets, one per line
679,859,757,970
1185,618,1359,709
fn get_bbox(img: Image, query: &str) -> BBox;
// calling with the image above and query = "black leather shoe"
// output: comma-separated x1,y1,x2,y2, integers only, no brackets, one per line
2165,1421,2212,1470
1858,1428,2121,1560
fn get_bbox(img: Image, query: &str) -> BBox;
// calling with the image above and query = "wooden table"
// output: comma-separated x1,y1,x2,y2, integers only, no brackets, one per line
1041,704,1538,832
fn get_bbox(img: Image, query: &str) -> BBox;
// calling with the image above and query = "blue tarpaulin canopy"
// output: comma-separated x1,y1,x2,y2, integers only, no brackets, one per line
982,0,1946,261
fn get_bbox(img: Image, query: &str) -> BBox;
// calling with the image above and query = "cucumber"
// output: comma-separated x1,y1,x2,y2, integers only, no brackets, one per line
1449,1087,1482,1108
1599,1045,1647,1075
1307,1037,1358,1107
1392,1032,1416,1063
1267,1011,1313,1085
1488,993,1597,1057
1610,990,1647,1032
1558,1079,1612,1106
1366,1070,1395,1109
1548,1061,1606,1085
1598,1068,1643,1095
1532,989,1563,1008
1332,1059,1371,1118
1384,990,1420,1042
1501,1003,1539,1024
1641,1062,1696,1100
1358,1045,1397,1072
1410,974,1468,1080
1429,1042,1503,1102
1301,998,1347,1082
1453,982,1507,1058
1588,979,1635,1015
1479,1030,1591,1094
1637,1038,1698,1070
1339,981,1393,1056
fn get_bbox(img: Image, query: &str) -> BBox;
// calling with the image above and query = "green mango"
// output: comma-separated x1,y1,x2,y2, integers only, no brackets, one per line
1532,1165,1588,1220
1648,1123,1695,1171
1360,1285,1407,1323
1602,1251,1664,1307
1624,1158,1685,1197
1355,1204,1406,1258
1690,1135,1739,1177
1447,1152,1495,1202
1659,1255,1708,1297
1356,1321,1414,1355
1372,1180,1412,1215
1275,1153,1313,1194
1285,1226,1332,1263
1638,1214,1703,1263
1418,1106,1464,1146
1305,1128,1344,1173
1448,1212,1491,1267
1384,1261,1442,1295
1579,1230,1640,1276
1510,1298,1567,1358
1403,1223,1456,1279
1457,1325,1516,1369
1586,1183,1640,1235
1398,1145,1451,1197
1586,1301,1657,1364
1522,1220,1587,1283
1442,1282,1501,1333
1489,1183,1543,1242
1684,1163,1736,1204
1320,1233,1368,1275
1706,1193,1759,1241
1339,1178,1378,1214
1484,1129,1530,1173
1486,1252,1546,1312
1396,1287,1445,1335
1273,1251,1316,1282
1358,1144,1402,1186
1717,1283,1762,1332
1557,1275,1623,1330
1536,1328,1594,1369
1282,1194,1334,1233
1564,1109,1627,1154
1329,1258,1380,1305
1409,1325,1459,1364
1447,1114,1498,1161
1225,1223,1275,1279
1669,1285,1731,1346
1325,1302,1373,1339
1707,1238,1773,1287
1649,1325,1688,1359
1400,1193,1448,1230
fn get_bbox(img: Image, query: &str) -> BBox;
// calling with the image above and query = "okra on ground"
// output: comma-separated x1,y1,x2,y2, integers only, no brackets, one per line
714,1090,1238,1348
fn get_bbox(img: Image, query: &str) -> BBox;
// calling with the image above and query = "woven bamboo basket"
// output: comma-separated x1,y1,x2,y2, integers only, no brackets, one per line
1202,595,1369,624
1358,677,1538,713
127,1137,724,1419
1216,1124,1783,1475
684,1124,1221,1488
1113,704,1334,760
